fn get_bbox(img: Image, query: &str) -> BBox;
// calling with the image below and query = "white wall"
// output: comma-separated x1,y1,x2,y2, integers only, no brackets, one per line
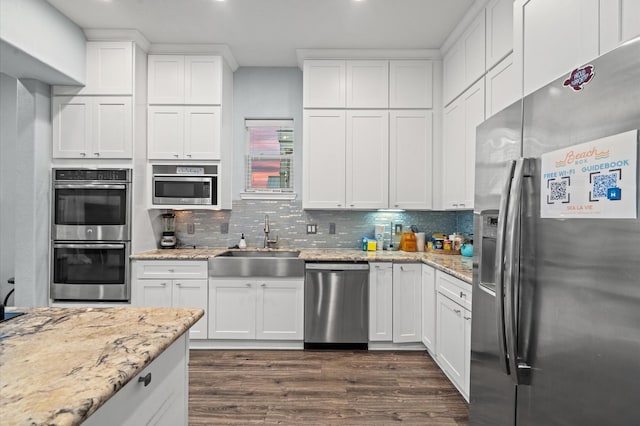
232,67,303,198
12,79,51,307
0,73,18,304
0,0,86,85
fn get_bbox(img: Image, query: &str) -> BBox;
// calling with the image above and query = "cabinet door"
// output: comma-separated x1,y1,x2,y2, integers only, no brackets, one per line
442,97,466,208
255,278,304,340
184,56,222,105
369,263,393,342
389,60,433,109
463,10,486,90
302,110,346,209
93,96,132,158
463,308,472,397
52,96,91,158
148,106,184,160
389,110,433,210
54,42,133,96
346,60,389,108
485,0,514,70
148,55,185,104
303,60,346,108
173,279,208,340
600,0,640,54
183,106,221,159
442,79,484,210
436,293,467,393
209,279,256,339
346,110,389,209
515,0,599,96
392,264,422,343
443,41,466,105
485,53,517,118
421,265,436,354
136,279,173,307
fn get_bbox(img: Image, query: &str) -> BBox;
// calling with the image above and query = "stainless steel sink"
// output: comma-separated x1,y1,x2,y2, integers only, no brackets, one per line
209,250,304,277
216,250,300,258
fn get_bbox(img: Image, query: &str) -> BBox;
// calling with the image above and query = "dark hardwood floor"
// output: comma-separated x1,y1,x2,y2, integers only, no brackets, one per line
189,349,469,425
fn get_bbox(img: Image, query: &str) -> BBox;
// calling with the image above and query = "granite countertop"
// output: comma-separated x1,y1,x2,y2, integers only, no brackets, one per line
0,307,204,426
131,248,473,283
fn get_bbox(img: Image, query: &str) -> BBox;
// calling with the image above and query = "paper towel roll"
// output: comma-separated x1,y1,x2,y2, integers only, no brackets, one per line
416,232,426,251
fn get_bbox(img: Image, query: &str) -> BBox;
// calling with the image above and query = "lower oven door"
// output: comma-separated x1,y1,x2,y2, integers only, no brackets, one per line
51,242,130,301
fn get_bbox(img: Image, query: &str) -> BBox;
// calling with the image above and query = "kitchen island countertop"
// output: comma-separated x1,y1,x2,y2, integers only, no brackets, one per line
131,248,472,283
0,307,203,426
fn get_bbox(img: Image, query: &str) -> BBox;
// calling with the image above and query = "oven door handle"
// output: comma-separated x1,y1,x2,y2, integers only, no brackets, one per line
53,243,126,249
54,184,127,190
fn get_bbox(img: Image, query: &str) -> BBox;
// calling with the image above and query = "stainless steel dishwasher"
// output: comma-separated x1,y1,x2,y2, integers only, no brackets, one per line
304,262,369,349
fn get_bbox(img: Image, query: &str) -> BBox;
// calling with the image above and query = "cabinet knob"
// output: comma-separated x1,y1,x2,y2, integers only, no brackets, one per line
138,372,152,387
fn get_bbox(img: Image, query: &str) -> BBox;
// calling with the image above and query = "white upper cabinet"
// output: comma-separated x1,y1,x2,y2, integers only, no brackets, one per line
443,10,486,105
345,110,389,209
485,53,518,118
600,0,640,54
514,0,599,96
389,110,433,210
148,105,221,160
485,0,514,70
148,55,222,105
53,42,133,95
389,60,433,108
442,78,484,210
346,60,389,108
302,110,347,209
303,60,347,108
52,96,132,159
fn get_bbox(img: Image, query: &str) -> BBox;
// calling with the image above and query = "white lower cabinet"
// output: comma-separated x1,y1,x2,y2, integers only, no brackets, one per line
435,270,472,401
392,263,422,343
368,262,393,341
132,261,208,340
209,278,304,341
85,333,188,426
421,264,436,354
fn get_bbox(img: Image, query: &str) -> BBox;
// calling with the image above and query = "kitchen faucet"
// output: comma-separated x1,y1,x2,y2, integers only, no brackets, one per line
263,214,278,248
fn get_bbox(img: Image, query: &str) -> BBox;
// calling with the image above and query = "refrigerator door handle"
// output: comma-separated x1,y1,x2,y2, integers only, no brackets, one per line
504,158,531,385
495,159,516,376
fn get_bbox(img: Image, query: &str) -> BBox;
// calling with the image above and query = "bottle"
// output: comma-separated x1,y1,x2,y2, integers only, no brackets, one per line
239,233,247,249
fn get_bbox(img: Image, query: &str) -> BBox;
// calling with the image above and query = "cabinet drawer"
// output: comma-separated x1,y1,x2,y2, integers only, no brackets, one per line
134,260,207,279
436,271,472,311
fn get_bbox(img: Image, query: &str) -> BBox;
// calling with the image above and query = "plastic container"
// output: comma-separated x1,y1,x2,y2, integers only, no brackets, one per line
461,243,474,257
399,232,417,252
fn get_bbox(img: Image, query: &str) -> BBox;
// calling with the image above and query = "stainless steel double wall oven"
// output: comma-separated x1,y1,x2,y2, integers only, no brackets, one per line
51,169,132,301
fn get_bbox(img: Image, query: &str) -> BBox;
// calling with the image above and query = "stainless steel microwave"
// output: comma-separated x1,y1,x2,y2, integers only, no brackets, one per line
152,175,218,206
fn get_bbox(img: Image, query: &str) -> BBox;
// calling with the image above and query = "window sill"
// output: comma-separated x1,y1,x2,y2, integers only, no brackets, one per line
240,192,297,201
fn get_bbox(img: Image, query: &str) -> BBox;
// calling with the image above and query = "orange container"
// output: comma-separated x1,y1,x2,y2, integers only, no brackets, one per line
399,232,417,252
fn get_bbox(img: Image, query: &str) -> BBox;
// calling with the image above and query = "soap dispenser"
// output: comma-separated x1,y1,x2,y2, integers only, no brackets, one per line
238,233,247,249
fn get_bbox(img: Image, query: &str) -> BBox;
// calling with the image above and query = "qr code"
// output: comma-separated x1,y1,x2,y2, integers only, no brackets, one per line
593,173,617,198
549,180,569,202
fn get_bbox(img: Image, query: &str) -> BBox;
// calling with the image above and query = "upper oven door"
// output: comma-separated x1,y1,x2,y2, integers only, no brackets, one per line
53,183,130,241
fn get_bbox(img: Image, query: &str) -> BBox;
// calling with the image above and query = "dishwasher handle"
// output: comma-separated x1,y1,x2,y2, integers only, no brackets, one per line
305,263,369,271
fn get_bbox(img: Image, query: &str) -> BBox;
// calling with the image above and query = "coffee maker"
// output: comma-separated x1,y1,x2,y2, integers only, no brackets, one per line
160,212,177,249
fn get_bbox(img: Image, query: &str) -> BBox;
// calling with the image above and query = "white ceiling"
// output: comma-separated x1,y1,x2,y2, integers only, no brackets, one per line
46,0,474,67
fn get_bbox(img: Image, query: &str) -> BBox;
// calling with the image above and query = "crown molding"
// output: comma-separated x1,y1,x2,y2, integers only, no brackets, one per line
439,0,490,55
83,29,151,52
148,43,239,71
295,48,442,69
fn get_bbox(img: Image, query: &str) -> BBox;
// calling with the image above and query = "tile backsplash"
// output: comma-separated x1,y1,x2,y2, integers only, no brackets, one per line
171,200,473,249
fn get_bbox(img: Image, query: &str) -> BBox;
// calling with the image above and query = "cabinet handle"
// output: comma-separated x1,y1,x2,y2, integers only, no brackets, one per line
459,291,466,298
138,372,152,387
337,204,342,207
186,154,192,157
395,204,399,207
453,308,461,314
94,153,99,157
246,283,251,287
261,283,266,287
464,316,472,320
161,282,167,287
173,153,179,157
350,204,355,207
459,203,466,207
168,269,175,273
80,152,86,157
175,282,182,287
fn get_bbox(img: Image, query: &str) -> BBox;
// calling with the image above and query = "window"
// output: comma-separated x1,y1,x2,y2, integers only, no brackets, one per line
243,119,295,197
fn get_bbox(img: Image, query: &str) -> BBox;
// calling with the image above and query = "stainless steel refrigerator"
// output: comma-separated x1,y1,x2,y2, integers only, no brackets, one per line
469,37,640,425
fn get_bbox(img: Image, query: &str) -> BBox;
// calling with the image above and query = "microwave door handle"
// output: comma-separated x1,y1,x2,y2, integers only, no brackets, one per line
55,184,127,190
495,159,516,376
54,243,125,250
